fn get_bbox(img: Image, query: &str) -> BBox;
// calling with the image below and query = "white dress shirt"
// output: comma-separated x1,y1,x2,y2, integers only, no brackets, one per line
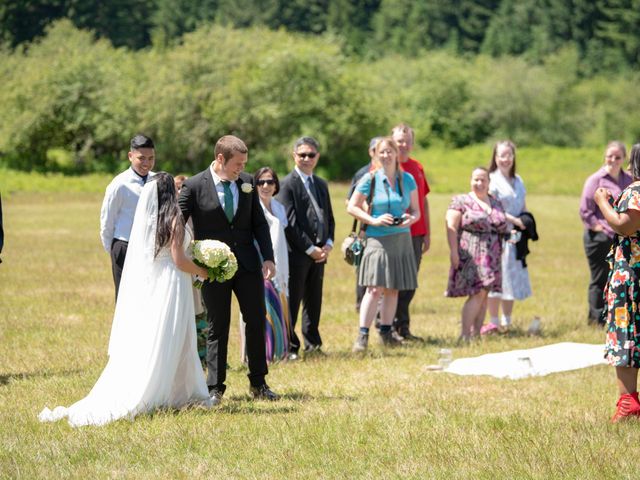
100,168,154,252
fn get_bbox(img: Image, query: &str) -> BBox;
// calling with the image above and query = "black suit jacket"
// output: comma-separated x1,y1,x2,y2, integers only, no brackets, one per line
515,211,539,268
179,169,274,272
277,170,335,255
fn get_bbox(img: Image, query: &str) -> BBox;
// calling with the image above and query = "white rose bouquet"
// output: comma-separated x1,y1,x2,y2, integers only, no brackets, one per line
191,239,238,288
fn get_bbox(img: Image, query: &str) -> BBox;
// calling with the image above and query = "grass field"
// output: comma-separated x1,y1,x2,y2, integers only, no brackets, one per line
0,144,604,196
1,164,638,478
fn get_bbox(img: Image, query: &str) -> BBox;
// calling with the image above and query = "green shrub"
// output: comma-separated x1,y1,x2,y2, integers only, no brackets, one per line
0,21,638,179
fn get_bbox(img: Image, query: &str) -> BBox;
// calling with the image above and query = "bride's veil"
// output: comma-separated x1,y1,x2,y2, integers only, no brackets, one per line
108,180,158,356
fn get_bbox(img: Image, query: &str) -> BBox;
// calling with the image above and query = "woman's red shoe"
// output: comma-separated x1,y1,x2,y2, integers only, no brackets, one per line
611,392,640,423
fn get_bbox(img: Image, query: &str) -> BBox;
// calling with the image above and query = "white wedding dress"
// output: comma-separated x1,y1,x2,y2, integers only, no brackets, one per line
39,181,211,427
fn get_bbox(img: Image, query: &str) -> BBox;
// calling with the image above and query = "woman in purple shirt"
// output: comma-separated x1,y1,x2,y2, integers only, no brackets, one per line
579,141,632,325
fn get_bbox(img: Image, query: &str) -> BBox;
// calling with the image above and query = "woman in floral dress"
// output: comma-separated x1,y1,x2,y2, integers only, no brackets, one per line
594,143,640,422
446,167,508,342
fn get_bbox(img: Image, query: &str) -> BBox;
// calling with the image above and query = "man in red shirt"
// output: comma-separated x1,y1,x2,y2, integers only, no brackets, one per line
392,123,430,341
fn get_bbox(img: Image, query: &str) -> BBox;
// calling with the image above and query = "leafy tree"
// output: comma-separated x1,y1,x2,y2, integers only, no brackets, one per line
594,0,640,67
139,25,381,177
67,0,155,49
3,17,640,176
0,0,67,47
481,0,573,61
326,0,380,55
152,0,219,45
481,0,538,57
372,0,432,53
266,0,329,33
0,0,155,49
456,0,498,52
0,20,139,171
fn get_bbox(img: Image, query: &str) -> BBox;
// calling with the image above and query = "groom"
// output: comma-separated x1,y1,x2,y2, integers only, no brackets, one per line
179,135,279,404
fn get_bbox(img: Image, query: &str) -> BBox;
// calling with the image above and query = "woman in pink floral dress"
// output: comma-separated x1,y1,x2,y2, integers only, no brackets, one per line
594,143,640,422
446,167,508,342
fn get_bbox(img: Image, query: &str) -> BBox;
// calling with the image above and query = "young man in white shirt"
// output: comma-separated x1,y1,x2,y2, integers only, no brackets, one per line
100,134,156,299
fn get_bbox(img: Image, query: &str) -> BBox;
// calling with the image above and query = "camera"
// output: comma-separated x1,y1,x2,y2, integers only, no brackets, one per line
392,216,404,225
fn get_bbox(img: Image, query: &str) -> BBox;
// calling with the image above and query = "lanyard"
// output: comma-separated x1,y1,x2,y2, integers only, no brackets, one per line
382,174,402,213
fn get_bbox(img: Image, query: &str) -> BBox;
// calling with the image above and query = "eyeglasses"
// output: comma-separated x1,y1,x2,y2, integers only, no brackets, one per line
256,179,276,186
606,155,623,160
296,152,317,159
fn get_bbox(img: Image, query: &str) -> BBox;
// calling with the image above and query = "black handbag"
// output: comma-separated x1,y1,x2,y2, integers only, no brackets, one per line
341,221,365,266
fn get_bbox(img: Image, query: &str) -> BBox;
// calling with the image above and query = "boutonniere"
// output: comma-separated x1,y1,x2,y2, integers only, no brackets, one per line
241,182,253,194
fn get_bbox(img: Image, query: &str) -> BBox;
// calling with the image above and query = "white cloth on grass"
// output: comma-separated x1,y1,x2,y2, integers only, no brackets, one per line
444,342,606,380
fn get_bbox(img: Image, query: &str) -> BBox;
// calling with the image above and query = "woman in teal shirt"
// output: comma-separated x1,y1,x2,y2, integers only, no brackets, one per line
347,137,421,352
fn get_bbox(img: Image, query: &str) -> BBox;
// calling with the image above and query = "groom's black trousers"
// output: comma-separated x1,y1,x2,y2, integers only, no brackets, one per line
201,267,268,393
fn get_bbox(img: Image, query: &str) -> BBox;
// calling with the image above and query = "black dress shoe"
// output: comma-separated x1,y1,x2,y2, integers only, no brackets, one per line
304,345,326,358
250,384,280,401
399,330,424,342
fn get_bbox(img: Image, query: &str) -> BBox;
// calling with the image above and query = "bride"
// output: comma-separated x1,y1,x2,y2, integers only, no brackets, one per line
39,172,212,427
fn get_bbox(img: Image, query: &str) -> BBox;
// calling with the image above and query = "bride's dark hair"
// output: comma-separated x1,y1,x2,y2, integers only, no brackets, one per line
150,172,185,258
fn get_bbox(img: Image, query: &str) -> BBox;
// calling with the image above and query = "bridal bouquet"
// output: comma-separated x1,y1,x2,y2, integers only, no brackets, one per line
192,239,238,288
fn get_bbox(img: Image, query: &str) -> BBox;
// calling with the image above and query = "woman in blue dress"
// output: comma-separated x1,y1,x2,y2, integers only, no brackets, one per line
347,137,421,352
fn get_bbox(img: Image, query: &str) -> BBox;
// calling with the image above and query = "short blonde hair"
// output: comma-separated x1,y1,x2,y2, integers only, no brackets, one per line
391,123,414,144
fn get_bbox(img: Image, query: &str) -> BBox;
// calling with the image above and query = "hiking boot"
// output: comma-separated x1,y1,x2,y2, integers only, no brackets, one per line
611,392,640,423
379,330,403,347
352,333,369,352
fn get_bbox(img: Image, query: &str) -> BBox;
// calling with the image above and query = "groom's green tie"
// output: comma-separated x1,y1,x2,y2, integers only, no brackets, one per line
222,180,234,222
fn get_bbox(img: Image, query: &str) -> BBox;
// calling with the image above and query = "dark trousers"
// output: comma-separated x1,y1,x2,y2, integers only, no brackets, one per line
288,251,325,353
583,230,613,324
394,235,425,334
110,239,128,301
201,268,268,393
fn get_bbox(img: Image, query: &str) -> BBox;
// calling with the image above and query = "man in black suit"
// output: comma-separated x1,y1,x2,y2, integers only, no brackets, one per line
179,135,279,404
277,136,335,359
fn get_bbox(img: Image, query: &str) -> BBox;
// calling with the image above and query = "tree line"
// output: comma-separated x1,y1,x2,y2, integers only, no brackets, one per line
0,19,638,178
3,0,640,74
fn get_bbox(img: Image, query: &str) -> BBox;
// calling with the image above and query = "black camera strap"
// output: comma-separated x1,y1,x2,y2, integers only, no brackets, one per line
351,173,376,234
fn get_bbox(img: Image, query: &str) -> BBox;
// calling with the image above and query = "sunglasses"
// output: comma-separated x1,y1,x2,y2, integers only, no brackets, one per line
296,152,317,159
256,179,276,186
